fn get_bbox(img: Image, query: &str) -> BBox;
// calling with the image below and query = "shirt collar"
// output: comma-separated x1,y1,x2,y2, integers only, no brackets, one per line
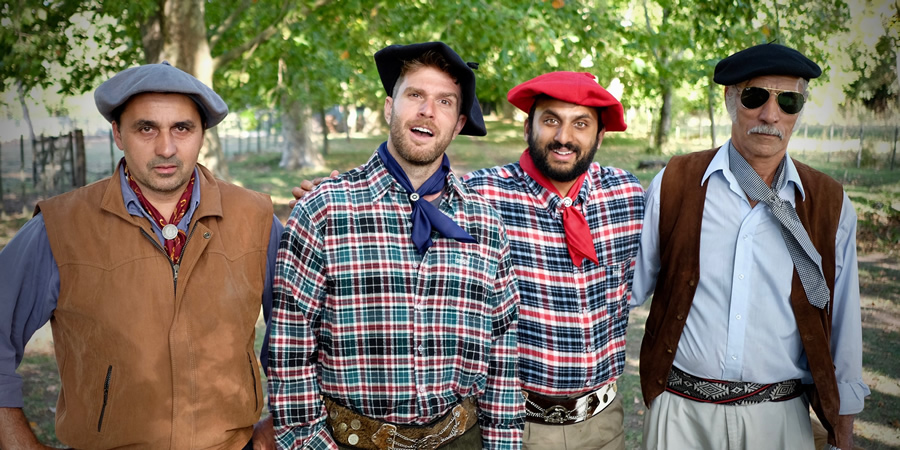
514,160,594,209
366,144,472,205
703,140,806,203
118,158,202,230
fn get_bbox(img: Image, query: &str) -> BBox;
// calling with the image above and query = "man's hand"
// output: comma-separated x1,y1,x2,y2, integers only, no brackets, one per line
0,407,54,449
288,170,340,208
252,414,275,450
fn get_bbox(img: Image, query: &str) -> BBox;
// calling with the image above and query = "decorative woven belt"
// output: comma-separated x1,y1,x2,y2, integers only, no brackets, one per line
523,382,617,425
324,396,478,450
665,366,804,405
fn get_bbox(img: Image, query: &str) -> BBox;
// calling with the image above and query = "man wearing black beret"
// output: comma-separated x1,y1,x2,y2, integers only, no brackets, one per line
269,42,524,449
632,43,869,450
0,62,282,448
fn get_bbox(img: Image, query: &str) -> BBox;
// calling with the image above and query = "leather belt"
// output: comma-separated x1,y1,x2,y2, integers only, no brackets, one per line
666,366,804,405
324,396,478,449
523,382,617,425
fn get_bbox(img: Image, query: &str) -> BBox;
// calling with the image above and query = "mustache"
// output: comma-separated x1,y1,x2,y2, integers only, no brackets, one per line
547,141,579,152
747,124,783,140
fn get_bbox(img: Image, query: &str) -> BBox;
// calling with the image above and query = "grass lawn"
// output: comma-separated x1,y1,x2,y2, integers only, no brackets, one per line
10,118,900,448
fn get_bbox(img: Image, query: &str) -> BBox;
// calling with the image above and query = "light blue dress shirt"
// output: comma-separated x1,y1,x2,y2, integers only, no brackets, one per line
631,141,870,415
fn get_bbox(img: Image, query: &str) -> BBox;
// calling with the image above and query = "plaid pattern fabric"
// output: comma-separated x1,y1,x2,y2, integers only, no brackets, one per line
464,161,644,396
270,151,524,450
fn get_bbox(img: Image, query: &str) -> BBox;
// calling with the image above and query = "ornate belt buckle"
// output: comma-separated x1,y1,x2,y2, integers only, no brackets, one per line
372,423,398,448
542,405,570,424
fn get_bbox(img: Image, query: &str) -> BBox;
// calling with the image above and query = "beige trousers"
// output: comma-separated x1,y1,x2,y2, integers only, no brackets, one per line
641,391,815,450
523,395,625,450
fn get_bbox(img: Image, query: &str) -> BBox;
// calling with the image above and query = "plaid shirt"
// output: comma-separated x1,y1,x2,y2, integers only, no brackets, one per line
270,150,524,450
464,160,644,396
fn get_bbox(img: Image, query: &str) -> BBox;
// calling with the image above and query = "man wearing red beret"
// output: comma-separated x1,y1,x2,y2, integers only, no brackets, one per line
463,71,644,450
291,71,644,449
632,43,868,450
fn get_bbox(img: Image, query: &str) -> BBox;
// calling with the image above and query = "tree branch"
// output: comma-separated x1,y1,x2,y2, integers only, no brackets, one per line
209,0,252,50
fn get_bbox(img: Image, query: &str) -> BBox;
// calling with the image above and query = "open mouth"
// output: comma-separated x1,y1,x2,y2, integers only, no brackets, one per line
411,126,434,137
552,149,574,156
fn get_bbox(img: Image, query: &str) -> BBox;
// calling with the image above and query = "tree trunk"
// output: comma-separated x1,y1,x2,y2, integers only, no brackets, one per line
279,94,324,170
653,84,673,153
140,0,229,178
707,79,717,149
16,80,36,143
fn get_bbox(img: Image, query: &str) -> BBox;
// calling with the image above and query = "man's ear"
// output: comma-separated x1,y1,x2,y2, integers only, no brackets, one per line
453,114,467,137
384,97,393,124
112,121,125,151
596,127,607,150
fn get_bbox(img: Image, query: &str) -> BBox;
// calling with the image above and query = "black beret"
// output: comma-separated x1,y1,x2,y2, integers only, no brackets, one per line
714,43,822,86
95,61,228,128
375,42,486,137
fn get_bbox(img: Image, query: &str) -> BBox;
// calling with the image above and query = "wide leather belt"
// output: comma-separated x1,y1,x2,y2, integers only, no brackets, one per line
665,366,804,405
324,396,478,450
523,382,617,425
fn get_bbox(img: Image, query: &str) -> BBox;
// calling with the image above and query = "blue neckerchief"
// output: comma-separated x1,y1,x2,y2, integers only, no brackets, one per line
377,142,476,253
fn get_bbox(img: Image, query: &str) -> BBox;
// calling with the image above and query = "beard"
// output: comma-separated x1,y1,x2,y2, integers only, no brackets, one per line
388,113,454,167
526,128,598,182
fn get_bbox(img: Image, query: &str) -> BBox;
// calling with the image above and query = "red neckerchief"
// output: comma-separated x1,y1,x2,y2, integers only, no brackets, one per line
124,164,196,264
519,150,599,267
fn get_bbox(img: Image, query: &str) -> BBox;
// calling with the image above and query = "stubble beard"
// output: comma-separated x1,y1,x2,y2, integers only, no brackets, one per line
389,114,453,167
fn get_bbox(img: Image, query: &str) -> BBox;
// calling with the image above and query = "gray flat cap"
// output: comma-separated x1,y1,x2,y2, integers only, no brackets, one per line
94,61,228,128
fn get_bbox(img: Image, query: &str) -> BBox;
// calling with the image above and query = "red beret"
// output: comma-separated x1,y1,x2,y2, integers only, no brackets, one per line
507,71,627,132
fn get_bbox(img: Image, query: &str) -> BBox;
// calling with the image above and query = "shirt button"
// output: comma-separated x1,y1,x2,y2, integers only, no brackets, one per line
736,314,742,320
418,385,426,394
743,234,749,240
731,355,737,360
413,262,419,269
417,345,424,354
410,193,420,201
738,274,744,280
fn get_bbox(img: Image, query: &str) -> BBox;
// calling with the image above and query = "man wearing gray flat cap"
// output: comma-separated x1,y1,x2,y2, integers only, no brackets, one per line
631,43,870,450
0,62,281,449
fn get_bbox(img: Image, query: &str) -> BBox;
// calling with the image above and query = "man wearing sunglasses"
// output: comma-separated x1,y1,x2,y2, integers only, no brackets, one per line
632,43,869,450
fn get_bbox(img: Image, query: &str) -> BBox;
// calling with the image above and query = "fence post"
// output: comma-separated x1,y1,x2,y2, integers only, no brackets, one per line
20,135,25,200
74,130,86,187
891,125,898,171
857,124,863,169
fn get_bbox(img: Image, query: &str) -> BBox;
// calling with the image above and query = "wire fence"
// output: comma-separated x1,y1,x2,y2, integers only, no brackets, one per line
1,118,898,215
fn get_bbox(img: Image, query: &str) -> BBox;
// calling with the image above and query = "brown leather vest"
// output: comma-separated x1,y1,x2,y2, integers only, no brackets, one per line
638,148,846,444
37,164,273,449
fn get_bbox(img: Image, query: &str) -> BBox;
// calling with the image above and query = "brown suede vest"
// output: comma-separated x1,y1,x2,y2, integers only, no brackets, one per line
37,164,273,449
638,148,846,444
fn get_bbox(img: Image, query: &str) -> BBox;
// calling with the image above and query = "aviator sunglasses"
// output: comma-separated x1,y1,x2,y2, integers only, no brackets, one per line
740,86,805,115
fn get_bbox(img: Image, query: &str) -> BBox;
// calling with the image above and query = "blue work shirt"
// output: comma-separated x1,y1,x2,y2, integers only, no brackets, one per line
0,163,282,408
631,141,870,415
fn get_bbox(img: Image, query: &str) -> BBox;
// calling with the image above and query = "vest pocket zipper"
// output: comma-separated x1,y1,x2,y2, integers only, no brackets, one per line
98,365,112,432
247,352,259,410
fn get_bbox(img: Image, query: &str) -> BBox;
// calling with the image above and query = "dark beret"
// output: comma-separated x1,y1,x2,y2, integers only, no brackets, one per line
374,42,486,137
714,43,822,85
507,71,627,132
94,61,228,128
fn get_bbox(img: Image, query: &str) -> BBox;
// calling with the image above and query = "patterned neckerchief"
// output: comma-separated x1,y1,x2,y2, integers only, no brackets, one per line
124,163,195,264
